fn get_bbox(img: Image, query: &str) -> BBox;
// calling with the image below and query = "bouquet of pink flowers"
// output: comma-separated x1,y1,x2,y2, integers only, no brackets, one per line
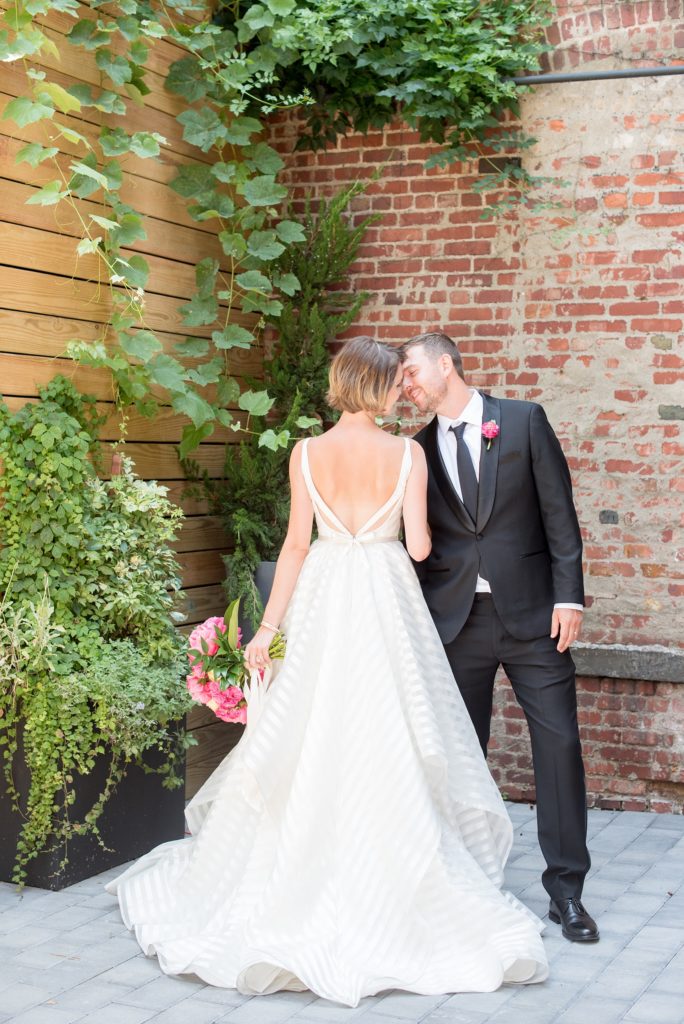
186,599,286,723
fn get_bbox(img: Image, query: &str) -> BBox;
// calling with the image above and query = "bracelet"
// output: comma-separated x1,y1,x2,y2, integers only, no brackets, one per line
260,619,279,633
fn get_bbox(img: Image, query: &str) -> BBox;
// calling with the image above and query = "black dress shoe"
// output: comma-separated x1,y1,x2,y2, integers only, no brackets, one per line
549,898,599,942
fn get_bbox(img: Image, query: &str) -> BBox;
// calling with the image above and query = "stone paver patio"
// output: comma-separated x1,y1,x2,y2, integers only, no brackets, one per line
1,804,683,1024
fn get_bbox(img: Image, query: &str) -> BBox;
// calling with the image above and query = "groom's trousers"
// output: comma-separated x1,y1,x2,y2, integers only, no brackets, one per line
443,594,591,904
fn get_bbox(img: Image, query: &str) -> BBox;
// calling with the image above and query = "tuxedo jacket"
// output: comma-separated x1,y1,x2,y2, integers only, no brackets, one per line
412,393,584,644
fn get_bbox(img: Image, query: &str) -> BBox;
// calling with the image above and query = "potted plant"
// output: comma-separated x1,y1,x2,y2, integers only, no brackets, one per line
0,378,195,889
188,180,380,632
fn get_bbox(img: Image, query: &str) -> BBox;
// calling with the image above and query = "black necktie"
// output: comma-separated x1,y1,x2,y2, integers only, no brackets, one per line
450,422,478,522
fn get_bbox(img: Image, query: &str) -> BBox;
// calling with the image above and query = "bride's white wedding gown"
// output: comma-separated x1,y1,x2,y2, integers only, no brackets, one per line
106,437,548,1006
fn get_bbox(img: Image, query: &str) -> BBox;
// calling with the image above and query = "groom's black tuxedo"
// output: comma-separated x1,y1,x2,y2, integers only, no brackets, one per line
413,392,584,644
413,392,591,904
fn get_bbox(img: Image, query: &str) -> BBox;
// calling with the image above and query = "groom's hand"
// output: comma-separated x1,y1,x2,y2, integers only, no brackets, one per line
551,608,583,653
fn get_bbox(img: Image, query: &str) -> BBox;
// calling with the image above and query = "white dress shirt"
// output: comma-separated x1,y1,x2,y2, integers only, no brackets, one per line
436,390,582,612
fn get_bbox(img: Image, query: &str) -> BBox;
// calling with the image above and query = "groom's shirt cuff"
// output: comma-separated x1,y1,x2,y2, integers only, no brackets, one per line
554,603,584,611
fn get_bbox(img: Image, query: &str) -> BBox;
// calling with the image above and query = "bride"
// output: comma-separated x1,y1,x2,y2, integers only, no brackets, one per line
106,336,548,1006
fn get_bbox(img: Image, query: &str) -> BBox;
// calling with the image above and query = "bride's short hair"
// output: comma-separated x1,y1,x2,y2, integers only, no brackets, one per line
327,336,400,415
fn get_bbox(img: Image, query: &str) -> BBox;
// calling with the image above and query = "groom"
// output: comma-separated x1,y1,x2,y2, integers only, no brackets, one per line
401,332,598,943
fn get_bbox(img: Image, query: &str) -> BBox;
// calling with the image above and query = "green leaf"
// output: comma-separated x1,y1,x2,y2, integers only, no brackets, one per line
259,428,290,450
170,164,215,200
171,391,215,428
187,358,223,387
95,48,132,86
102,161,123,191
211,325,254,350
211,162,237,184
247,230,285,261
70,161,109,189
275,219,306,243
25,180,67,206
3,95,52,127
130,132,164,159
296,416,321,429
179,421,214,460
99,127,131,156
226,598,240,649
56,124,88,147
76,237,101,256
273,272,300,296
242,4,275,31
238,389,274,417
148,355,187,391
265,0,295,13
15,143,58,168
236,270,271,293
35,81,81,114
218,232,247,260
196,257,219,299
120,330,162,362
67,18,110,49
179,293,218,327
110,213,146,246
90,214,119,231
166,56,207,102
174,337,210,358
177,108,226,152
113,254,148,289
217,376,241,406
116,15,140,41
224,116,262,146
240,175,287,207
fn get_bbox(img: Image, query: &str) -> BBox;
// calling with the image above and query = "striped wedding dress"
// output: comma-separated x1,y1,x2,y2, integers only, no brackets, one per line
106,437,548,1006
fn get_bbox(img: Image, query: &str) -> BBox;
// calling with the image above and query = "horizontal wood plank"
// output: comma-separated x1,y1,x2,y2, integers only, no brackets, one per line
99,442,226,479
181,583,227,624
174,516,228,554
185,720,243,800
178,548,229,588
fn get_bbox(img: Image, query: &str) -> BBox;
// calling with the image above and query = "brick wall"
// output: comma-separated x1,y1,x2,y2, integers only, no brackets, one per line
272,1,683,811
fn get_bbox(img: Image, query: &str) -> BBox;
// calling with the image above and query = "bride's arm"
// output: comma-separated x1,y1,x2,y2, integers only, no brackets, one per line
402,441,432,563
244,441,313,669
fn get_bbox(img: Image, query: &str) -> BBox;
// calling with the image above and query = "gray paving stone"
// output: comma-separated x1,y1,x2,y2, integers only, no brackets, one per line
48,979,134,1012
0,983,53,1015
625,989,684,1023
96,956,166,987
291,996,378,1021
554,996,635,1023
118,973,206,1009
150,999,228,1024
222,995,311,1022
7,1005,84,1024
625,925,684,955
371,993,449,1018
77,1004,157,1024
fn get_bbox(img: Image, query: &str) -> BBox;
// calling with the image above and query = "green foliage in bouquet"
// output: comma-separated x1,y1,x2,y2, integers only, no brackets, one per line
186,180,380,628
0,377,194,887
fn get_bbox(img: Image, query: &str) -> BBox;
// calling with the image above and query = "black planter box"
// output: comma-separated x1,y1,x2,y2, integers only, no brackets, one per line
0,738,186,891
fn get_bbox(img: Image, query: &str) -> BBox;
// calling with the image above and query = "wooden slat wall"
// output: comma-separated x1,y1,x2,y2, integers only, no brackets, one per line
0,5,252,795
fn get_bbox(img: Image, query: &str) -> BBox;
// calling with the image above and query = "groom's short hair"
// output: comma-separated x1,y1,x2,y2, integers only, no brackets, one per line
401,332,465,381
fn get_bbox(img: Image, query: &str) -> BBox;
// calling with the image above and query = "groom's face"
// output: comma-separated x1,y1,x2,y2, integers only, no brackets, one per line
401,346,448,415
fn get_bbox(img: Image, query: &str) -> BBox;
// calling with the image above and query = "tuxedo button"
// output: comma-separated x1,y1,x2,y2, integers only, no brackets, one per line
476,533,483,540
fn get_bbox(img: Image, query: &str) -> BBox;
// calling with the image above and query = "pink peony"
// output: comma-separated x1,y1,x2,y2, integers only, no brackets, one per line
188,616,226,658
186,665,208,702
481,419,499,440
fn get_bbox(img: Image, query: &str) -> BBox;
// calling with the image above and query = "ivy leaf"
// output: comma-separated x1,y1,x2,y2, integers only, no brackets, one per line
67,18,111,49
242,295,282,317
216,408,234,427
90,214,119,231
110,213,146,246
95,48,132,86
296,415,321,429
15,143,58,168
218,232,247,259
102,161,123,191
217,376,241,406
211,162,237,184
56,124,88,147
187,357,223,387
175,337,210,358
120,330,163,362
273,271,301,296
25,180,67,206
76,237,102,256
130,132,165,158
166,56,208,102
242,4,275,31
224,116,262,146
259,428,290,451
172,391,215,428
169,164,214,201
196,257,219,300
275,219,306,243
69,161,109,190
265,0,295,13
148,354,187,392
177,108,227,152
99,127,131,156
236,270,271,293
3,95,53,127
116,15,140,41
247,230,285,261
179,422,215,460
240,175,288,207
211,325,254,350
179,293,219,327
238,389,275,417
35,81,81,114
113,254,149,289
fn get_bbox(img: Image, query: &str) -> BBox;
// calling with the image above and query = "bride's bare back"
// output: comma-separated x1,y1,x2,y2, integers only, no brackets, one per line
305,426,408,536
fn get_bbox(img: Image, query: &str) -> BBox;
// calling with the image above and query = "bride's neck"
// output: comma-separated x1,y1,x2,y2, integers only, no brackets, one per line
337,410,378,429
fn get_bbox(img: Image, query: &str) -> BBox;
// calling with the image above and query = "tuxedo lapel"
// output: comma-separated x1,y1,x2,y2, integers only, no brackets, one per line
476,392,500,532
423,417,475,532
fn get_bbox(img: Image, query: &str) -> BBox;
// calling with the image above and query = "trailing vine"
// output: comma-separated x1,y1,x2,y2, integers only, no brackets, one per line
0,378,194,887
1,0,552,456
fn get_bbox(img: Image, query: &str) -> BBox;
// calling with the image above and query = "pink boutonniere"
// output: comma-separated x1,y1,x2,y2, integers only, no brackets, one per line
482,420,500,450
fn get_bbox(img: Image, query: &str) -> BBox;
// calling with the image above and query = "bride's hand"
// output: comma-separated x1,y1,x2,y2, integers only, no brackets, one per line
243,627,274,672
